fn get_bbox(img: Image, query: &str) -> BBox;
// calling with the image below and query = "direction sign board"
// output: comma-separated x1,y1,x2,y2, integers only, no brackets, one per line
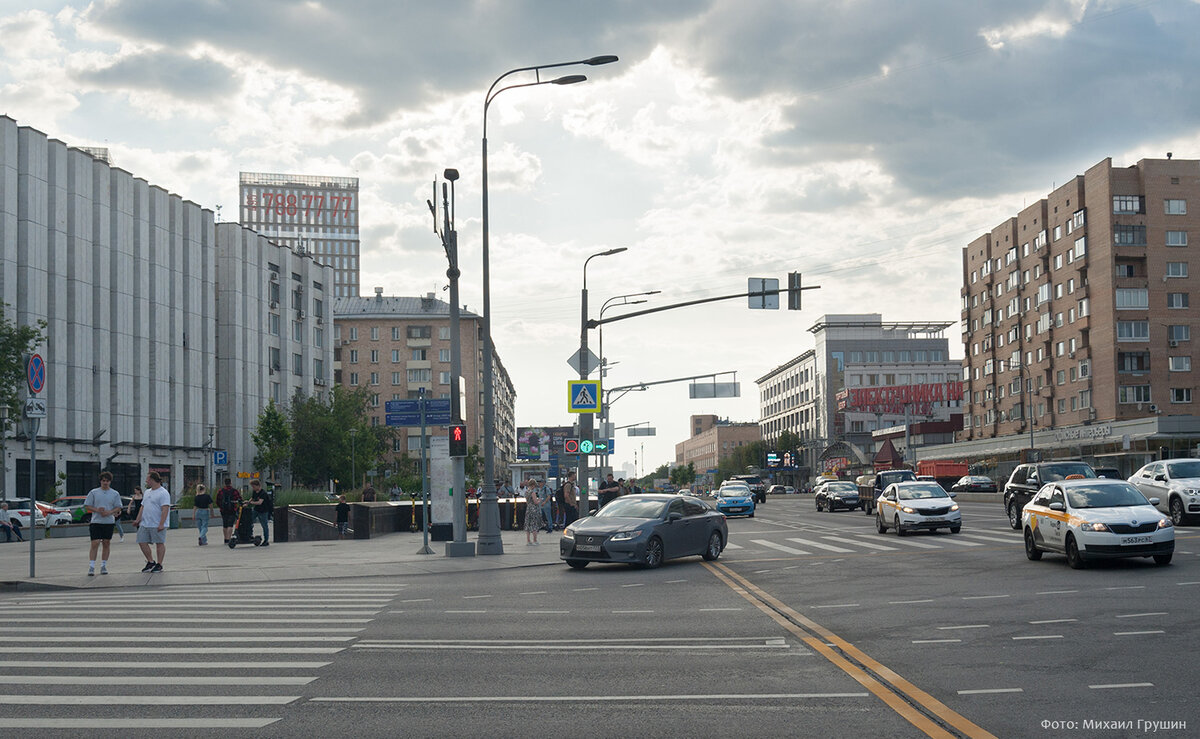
566,348,601,376
567,380,601,413
385,398,453,427
26,353,46,394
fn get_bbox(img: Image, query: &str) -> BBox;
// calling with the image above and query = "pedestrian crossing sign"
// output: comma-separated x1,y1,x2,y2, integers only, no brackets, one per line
568,380,601,413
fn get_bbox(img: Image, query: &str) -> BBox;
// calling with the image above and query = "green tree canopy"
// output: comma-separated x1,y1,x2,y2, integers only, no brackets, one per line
0,305,46,433
288,386,394,489
252,399,291,484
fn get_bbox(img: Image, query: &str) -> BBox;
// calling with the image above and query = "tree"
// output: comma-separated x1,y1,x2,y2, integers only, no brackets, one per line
669,462,696,487
288,386,395,489
717,441,768,485
0,305,46,434
252,400,291,485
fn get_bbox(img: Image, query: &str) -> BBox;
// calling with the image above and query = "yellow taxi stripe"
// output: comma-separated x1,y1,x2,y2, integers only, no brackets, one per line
705,561,996,739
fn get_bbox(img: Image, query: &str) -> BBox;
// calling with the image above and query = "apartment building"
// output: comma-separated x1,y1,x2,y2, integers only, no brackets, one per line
674,414,760,482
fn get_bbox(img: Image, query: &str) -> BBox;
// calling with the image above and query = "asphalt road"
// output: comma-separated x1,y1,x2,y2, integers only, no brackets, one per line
1,496,1196,737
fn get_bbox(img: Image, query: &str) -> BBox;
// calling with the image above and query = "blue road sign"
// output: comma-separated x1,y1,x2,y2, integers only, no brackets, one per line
385,398,453,427
213,450,228,466
568,380,601,413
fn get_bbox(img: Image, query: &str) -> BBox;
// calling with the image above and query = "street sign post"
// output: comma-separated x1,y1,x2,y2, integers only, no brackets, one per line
566,348,601,376
567,380,601,414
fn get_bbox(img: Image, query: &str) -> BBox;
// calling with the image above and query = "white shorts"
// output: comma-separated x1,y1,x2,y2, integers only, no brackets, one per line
136,526,167,544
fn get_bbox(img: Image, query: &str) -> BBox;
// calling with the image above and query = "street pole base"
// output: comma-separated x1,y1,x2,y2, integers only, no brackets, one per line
445,541,476,557
416,544,435,555
475,534,504,555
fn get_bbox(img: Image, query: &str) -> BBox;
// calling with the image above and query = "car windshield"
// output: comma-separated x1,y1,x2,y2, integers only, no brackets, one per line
718,488,749,498
897,484,950,500
1065,483,1149,509
1167,461,1200,479
827,483,857,492
1040,463,1096,481
595,497,667,519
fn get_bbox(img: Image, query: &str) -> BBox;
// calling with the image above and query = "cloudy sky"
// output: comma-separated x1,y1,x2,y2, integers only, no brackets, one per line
3,0,1200,478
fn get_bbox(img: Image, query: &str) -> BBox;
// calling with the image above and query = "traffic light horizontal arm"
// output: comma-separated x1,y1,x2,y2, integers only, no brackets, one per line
586,285,820,328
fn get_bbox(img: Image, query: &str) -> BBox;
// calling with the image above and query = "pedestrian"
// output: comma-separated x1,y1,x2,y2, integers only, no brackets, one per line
554,476,568,529
134,471,171,573
540,477,554,533
84,470,124,576
523,477,544,545
248,479,271,546
0,501,24,542
389,484,402,502
362,485,376,502
126,485,143,524
193,483,213,546
598,473,620,508
215,477,242,545
562,471,579,525
335,494,350,540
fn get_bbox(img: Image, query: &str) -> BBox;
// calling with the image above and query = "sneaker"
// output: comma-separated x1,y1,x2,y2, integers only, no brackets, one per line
141,561,155,573
259,541,269,547
100,566,108,575
150,563,163,573
87,567,95,577
118,534,125,542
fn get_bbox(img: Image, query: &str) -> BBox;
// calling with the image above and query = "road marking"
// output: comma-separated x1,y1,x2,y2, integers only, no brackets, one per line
0,694,298,705
962,595,1009,600
519,591,548,596
463,595,492,599
665,579,688,583
1012,635,1062,640
311,693,870,703
444,610,487,614
957,532,1022,544
0,616,374,624
0,676,312,686
621,583,645,588
754,569,775,574
527,610,569,614
1115,612,1167,618
0,635,351,643
1036,590,1078,595
0,647,342,654
0,661,329,669
0,610,380,617
572,588,599,592
353,643,788,651
930,537,983,547
822,535,897,551
958,688,1024,695
937,625,989,630
912,639,961,644
1114,630,1165,636
1089,683,1153,690
888,599,935,604
698,608,743,612
723,543,743,549
1177,582,1200,586
612,610,655,614
0,627,364,634
866,536,940,549
4,719,280,729
1104,586,1145,591
785,537,853,553
1029,619,1077,625
752,540,811,555
812,604,860,609
401,599,433,603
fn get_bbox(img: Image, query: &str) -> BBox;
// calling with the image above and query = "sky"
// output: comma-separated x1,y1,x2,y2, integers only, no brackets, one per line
3,0,1200,478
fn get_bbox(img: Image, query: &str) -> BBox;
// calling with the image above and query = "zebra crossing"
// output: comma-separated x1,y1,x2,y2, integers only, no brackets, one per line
0,582,405,730
723,528,1023,557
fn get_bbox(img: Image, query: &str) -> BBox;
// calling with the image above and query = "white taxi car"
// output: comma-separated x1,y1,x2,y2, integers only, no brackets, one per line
875,481,961,535
1022,478,1174,569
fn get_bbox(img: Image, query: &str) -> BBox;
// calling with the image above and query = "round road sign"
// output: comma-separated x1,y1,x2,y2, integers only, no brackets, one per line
27,354,46,395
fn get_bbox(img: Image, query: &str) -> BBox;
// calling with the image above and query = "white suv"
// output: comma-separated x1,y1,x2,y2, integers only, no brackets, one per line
1128,459,1200,525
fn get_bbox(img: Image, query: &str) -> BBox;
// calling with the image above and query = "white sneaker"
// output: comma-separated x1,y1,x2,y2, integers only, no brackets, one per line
100,565,108,575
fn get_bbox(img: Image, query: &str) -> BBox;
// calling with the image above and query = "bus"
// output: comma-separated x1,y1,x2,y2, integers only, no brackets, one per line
727,474,766,503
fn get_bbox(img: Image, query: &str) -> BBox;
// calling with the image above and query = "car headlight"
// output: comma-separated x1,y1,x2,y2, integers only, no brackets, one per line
949,504,959,512
1158,518,1173,529
901,506,916,514
562,528,575,540
609,530,641,542
1080,522,1111,532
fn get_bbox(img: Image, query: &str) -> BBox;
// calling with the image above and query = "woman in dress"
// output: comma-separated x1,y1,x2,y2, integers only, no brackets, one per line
523,478,543,545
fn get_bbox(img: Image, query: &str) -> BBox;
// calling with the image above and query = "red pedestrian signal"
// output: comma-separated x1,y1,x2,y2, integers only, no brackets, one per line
564,439,580,454
449,423,467,457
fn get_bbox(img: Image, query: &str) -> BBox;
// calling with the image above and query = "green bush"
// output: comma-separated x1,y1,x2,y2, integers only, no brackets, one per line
273,488,331,506
177,495,195,509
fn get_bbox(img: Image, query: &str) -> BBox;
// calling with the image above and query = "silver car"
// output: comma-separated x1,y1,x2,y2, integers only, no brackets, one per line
1128,459,1200,525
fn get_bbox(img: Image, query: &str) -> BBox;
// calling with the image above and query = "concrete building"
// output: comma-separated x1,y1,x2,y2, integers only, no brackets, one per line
333,291,516,479
674,414,760,485
239,172,360,298
757,314,962,476
936,155,1200,479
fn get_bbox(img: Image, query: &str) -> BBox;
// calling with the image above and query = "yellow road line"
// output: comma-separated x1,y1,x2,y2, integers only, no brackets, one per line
704,561,996,739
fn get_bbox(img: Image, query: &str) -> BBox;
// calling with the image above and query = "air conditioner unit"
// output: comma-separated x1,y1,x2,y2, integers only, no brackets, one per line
341,340,352,346
298,310,306,319
1149,404,1159,413
316,316,323,325
1169,340,1179,348
272,363,281,372
1069,351,1075,358
269,272,279,282
269,300,278,309
296,285,304,293
314,377,326,386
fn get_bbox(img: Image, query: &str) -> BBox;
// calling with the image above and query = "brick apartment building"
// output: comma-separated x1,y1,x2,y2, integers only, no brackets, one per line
675,414,760,484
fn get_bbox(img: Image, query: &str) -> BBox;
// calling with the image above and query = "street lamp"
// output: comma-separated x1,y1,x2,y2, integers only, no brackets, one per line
477,54,619,556
349,428,358,492
577,247,628,516
597,290,659,473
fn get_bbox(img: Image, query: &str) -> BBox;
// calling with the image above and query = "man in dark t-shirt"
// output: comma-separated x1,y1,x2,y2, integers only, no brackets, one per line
598,474,621,508
335,495,350,540
216,479,242,545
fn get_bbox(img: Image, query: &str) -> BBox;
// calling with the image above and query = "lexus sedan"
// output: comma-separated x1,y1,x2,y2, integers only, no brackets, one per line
560,494,728,570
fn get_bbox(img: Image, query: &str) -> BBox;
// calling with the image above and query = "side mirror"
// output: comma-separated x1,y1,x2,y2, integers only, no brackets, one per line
1049,501,1065,511
1154,474,1167,482
1148,497,1161,506
668,512,683,522
949,492,957,499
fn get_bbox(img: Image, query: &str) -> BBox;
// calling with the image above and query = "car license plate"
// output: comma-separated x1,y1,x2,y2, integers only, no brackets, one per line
729,507,744,513
1122,536,1153,545
924,519,946,524
575,544,601,552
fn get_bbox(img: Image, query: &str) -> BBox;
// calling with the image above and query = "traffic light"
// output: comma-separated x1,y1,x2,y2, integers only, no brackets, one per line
787,272,802,310
564,439,580,454
449,424,467,457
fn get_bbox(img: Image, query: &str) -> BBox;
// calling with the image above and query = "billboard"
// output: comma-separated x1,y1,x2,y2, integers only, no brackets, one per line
517,426,574,459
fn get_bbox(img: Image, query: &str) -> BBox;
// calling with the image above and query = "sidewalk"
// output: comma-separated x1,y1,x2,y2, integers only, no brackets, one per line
0,527,563,592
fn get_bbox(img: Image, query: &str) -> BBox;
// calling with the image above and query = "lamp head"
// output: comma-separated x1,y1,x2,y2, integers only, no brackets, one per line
443,168,459,182
602,247,628,257
552,74,587,85
584,55,619,66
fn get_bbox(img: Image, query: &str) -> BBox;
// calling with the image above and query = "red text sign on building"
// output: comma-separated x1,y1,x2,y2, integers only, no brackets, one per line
837,382,965,415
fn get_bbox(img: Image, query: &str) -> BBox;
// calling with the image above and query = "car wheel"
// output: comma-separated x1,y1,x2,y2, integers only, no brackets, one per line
1154,553,1173,566
566,559,588,570
702,532,723,561
949,525,961,534
1065,534,1086,569
1170,497,1187,526
815,499,821,511
748,512,755,518
1006,502,1021,530
894,515,906,537
641,537,664,569
1024,528,1042,561
876,515,887,534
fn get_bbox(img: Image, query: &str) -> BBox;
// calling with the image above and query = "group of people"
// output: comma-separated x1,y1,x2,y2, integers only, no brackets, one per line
83,470,171,575
519,472,634,545
205,477,273,547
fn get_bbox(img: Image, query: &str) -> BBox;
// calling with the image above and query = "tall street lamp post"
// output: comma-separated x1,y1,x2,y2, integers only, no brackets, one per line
349,428,358,493
597,290,659,474
477,54,618,555
577,248,627,515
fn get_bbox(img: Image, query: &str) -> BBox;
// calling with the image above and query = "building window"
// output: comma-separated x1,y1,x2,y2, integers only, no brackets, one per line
370,349,379,363
1166,262,1188,278
1118,385,1152,403
1113,224,1147,246
407,326,432,339
392,372,402,385
314,327,323,348
439,371,451,385
1114,264,1135,278
370,372,379,385
349,349,358,363
370,393,380,407
1112,195,1144,214
313,358,324,379
439,349,451,362
1168,325,1191,342
1171,388,1192,403
269,313,280,336
1167,292,1189,309
349,326,358,341
1167,230,1188,247
392,327,401,340
368,327,378,341
1118,352,1150,373
1115,288,1149,309
270,347,281,372
1165,199,1188,215
439,326,450,340
292,321,303,342
292,353,303,375
1169,356,1191,372
407,369,432,383
1117,321,1149,341
412,348,427,361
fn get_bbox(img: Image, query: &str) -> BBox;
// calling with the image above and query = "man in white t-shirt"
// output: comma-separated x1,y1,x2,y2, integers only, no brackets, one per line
134,471,171,574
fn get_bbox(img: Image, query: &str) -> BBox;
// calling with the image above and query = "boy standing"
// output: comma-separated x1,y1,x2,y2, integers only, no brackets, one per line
84,471,124,576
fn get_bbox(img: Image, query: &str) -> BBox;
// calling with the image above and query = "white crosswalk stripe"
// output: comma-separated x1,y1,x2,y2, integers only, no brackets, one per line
752,539,812,555
0,584,403,731
821,535,898,551
856,534,941,549
958,531,1023,544
786,537,854,553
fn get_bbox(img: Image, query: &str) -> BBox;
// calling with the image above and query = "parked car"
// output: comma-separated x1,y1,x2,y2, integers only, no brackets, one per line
1003,461,1097,530
1093,467,1124,480
950,476,998,493
862,469,918,515
51,495,91,523
1022,478,1173,568
5,498,47,527
37,502,74,526
875,481,961,535
815,481,861,512
559,494,728,569
1128,458,1200,525
784,486,796,495
767,484,787,496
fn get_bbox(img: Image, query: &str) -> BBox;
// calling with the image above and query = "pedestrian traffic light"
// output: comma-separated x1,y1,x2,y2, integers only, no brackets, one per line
449,423,467,457
564,439,580,454
787,272,802,310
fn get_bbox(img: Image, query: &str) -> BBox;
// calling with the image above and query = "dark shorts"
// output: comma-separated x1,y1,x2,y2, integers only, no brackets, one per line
221,512,238,528
89,523,116,541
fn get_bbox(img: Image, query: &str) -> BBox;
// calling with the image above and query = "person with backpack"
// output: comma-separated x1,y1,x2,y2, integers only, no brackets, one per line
248,479,272,546
215,477,242,546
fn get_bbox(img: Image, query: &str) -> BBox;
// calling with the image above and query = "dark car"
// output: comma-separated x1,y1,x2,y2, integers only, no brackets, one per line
862,469,917,515
1003,461,1096,529
1093,467,1124,480
815,481,861,512
559,494,728,570
949,476,998,493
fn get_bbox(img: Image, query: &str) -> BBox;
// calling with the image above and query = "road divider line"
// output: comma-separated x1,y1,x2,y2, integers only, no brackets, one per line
0,635,351,643
1089,683,1153,690
3,719,281,729
1035,590,1078,595
812,604,860,609
912,639,961,644
962,595,1009,600
705,562,996,739
0,676,314,685
1029,619,1076,625
1104,586,1145,591
937,625,989,630
1012,635,1062,640
0,647,343,654
958,688,1023,695
888,599,935,604
0,692,301,701
1115,612,1167,618
0,661,329,669
1114,630,1164,636
310,693,869,703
